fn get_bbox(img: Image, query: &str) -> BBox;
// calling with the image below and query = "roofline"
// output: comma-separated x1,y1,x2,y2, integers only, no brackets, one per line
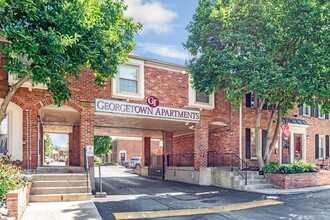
129,54,187,73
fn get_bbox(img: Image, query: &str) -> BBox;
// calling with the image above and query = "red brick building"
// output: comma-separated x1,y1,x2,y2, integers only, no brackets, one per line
1,52,329,184
111,137,163,164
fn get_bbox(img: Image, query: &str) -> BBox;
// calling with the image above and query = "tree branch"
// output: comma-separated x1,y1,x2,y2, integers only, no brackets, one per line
0,75,30,123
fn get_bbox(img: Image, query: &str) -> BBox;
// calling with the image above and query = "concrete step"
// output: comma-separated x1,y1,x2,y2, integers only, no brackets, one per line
233,174,265,181
241,183,274,191
37,166,85,174
29,193,92,202
32,180,88,188
238,179,269,185
32,174,87,181
31,186,90,195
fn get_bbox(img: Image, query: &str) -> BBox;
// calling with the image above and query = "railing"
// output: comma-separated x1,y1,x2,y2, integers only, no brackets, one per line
83,148,90,193
167,153,194,167
208,151,248,185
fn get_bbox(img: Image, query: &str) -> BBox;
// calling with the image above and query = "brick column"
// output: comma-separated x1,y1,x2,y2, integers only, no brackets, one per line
22,108,39,169
69,125,80,166
194,118,210,170
142,137,151,166
79,107,94,167
162,131,173,166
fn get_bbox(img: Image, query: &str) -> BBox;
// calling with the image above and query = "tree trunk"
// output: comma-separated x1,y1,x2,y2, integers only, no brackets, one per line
264,105,277,161
264,111,282,165
255,94,265,169
0,75,30,123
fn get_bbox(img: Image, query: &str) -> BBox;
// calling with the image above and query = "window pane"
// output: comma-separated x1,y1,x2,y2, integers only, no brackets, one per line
294,134,302,161
320,137,325,158
120,79,137,93
0,116,8,153
251,128,257,158
119,65,138,80
196,92,209,103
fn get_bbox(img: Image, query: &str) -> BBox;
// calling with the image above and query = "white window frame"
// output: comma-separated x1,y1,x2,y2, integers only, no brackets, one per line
112,58,144,100
319,135,325,159
280,124,308,164
318,105,324,119
302,103,310,116
188,79,214,109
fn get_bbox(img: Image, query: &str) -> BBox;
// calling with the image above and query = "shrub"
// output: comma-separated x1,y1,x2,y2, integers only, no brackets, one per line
0,156,27,205
263,162,280,173
278,160,317,174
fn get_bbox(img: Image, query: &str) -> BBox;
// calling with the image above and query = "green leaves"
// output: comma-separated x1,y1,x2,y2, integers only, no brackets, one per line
94,136,112,156
185,0,330,112
0,0,141,105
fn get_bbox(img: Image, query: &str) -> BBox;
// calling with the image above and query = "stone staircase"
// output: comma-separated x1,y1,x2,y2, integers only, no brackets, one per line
29,167,92,202
233,170,274,191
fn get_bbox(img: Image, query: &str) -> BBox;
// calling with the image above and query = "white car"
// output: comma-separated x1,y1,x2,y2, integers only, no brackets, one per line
45,157,52,165
129,157,141,169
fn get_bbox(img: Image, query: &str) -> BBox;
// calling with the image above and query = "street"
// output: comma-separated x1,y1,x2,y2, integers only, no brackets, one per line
93,166,330,220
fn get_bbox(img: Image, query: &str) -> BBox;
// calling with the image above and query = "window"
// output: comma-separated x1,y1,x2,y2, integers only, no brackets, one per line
0,115,8,154
245,128,267,159
301,104,310,116
112,58,145,100
319,135,325,159
188,82,214,109
119,65,138,93
317,105,324,118
245,93,274,110
196,92,210,103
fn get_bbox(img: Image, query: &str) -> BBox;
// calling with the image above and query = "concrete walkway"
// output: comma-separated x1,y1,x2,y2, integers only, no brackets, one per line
21,200,102,220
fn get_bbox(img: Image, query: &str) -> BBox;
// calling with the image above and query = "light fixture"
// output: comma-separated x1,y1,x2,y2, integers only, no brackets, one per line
37,115,41,122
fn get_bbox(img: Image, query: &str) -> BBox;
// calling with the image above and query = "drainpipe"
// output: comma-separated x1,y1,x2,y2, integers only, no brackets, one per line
239,103,243,169
37,115,40,167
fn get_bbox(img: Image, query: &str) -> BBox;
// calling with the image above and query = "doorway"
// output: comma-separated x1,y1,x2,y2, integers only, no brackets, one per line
43,133,69,166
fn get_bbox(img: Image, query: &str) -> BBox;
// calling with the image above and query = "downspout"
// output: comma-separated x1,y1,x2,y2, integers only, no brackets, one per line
37,115,40,167
239,102,243,169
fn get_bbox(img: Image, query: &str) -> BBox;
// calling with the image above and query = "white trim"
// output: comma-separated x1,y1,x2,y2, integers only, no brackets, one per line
188,77,214,109
318,135,326,159
0,99,23,161
112,58,145,100
8,73,47,90
280,123,308,164
118,149,127,162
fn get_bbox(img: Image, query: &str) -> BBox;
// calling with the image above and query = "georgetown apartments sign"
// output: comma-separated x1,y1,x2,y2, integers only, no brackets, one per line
95,98,200,122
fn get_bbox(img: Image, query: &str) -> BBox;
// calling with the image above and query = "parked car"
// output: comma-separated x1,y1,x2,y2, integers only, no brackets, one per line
45,157,52,165
58,156,65,162
129,157,141,169
122,160,130,168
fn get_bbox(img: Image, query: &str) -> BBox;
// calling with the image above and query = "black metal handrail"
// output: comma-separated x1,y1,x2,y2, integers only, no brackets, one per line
208,151,248,185
84,148,90,193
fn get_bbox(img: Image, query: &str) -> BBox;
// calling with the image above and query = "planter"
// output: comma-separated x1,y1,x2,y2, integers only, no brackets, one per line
266,171,330,189
6,184,31,220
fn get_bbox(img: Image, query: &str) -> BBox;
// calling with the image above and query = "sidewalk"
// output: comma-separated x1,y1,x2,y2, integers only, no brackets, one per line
21,200,102,220
247,185,330,195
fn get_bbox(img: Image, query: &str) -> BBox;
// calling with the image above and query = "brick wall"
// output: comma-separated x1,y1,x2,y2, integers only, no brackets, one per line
2,51,330,170
112,139,162,164
6,184,30,219
266,172,330,189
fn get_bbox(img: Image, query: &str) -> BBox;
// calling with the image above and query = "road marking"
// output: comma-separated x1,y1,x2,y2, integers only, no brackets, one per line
113,199,284,219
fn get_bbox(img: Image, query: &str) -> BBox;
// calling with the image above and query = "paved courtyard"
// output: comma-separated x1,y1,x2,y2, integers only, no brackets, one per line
93,166,330,220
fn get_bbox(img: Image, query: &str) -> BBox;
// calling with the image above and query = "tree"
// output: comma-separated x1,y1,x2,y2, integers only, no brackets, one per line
94,136,112,156
44,134,52,157
0,0,141,123
185,0,330,169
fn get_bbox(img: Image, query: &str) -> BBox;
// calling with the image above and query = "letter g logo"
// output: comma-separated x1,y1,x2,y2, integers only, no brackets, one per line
147,96,159,108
